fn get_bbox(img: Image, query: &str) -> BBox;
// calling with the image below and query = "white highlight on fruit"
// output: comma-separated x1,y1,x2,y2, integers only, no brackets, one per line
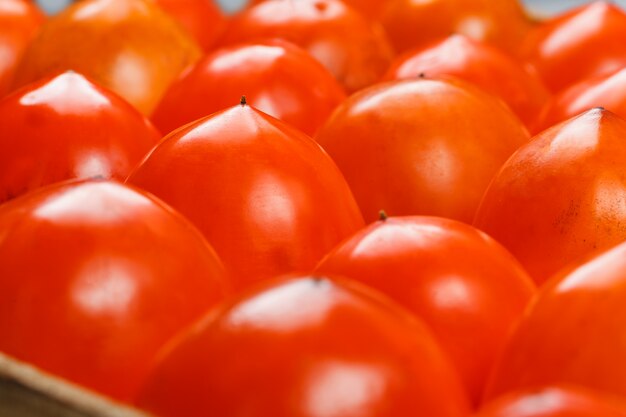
74,152,112,179
457,15,491,41
19,73,111,114
227,280,335,332
428,274,473,310
303,361,389,417
72,257,141,316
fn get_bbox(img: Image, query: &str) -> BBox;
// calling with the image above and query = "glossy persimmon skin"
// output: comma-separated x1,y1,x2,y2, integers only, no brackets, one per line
380,0,532,55
151,40,346,136
477,385,626,417
316,216,535,406
247,0,389,21
13,0,201,115
520,2,626,93
0,71,160,203
383,35,549,132
333,0,389,20
314,78,530,224
128,103,364,291
539,68,626,131
136,276,471,417
153,0,225,51
0,0,44,98
218,0,394,93
474,108,626,285
0,180,228,402
484,240,626,403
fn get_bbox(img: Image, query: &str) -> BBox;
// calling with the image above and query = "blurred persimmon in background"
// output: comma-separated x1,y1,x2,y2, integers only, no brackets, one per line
0,0,44,98
152,0,225,51
380,0,532,55
520,1,626,93
247,0,388,21
151,40,346,136
13,0,201,115
218,0,394,93
383,34,549,132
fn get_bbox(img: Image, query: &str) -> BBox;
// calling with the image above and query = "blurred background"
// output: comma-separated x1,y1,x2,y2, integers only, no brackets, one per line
31,0,626,16
525,0,626,16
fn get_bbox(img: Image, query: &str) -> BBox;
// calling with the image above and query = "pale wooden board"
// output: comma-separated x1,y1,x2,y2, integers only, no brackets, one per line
0,353,151,417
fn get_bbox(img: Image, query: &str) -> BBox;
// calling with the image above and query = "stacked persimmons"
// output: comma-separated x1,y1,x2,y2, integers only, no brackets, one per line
2,0,626,416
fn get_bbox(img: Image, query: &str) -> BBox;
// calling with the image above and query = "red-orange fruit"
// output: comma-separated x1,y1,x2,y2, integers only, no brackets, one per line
14,0,202,115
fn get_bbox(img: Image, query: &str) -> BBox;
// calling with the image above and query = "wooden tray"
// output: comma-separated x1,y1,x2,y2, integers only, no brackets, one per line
0,352,151,417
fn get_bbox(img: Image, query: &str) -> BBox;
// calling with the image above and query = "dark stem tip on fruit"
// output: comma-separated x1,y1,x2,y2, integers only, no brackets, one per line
418,72,426,79
379,210,388,221
240,95,247,106
594,106,605,111
311,276,330,287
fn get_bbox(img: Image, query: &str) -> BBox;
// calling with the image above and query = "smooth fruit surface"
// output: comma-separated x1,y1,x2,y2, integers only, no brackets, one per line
475,108,626,284
151,40,345,136
136,276,471,417
316,215,535,405
153,0,224,51
485,240,626,402
381,0,531,54
128,102,364,291
14,0,202,115
0,0,44,97
218,0,394,93
520,2,626,93
384,34,549,131
0,71,160,203
540,68,626,131
0,180,228,402
315,78,530,223
477,385,626,417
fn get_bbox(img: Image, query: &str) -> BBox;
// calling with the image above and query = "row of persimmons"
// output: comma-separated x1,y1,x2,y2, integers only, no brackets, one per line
3,0,626,416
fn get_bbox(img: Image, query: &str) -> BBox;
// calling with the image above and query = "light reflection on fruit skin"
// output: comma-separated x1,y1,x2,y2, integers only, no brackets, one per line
0,0,44,98
14,0,202,115
136,277,471,417
150,40,346,137
315,216,535,405
0,71,160,203
128,103,365,291
475,108,626,285
0,180,229,402
217,0,394,93
315,78,530,224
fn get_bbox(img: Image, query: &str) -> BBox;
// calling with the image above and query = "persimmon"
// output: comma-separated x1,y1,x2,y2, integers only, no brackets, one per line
152,0,225,51
0,0,44,97
218,0,394,93
380,0,532,55
315,215,535,405
0,71,160,203
151,40,345,136
485,239,626,402
128,101,364,290
315,78,529,223
383,34,549,132
475,108,626,284
13,0,201,115
0,180,228,402
136,276,471,417
478,385,626,417
539,68,626,131
520,2,626,93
